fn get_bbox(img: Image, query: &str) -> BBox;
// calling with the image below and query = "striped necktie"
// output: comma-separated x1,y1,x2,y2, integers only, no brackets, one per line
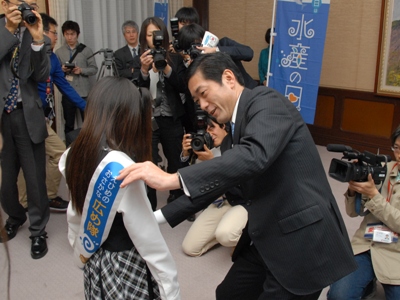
132,48,137,58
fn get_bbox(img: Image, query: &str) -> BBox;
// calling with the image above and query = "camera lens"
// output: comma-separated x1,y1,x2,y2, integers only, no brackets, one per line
191,136,205,151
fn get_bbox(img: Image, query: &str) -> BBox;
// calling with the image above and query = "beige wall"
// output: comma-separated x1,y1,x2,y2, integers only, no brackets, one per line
0,0,46,13
209,0,382,92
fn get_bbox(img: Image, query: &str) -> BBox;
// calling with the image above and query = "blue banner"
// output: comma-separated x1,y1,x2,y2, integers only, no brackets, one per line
154,0,169,27
269,0,330,124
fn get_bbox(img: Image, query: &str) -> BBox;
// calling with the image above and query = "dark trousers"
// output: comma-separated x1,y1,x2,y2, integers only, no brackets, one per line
1,109,49,237
216,244,322,300
62,95,85,135
147,116,184,210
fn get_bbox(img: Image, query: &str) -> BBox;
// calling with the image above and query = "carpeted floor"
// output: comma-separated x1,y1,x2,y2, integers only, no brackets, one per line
0,145,386,299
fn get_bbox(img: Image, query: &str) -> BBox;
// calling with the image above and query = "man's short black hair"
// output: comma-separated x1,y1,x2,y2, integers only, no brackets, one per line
175,7,199,25
40,13,57,32
391,125,400,146
177,23,205,51
61,20,80,36
265,28,272,44
187,52,245,87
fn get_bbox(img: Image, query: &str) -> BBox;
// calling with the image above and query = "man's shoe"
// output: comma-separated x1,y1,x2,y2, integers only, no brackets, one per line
0,220,25,243
49,196,69,212
31,235,48,259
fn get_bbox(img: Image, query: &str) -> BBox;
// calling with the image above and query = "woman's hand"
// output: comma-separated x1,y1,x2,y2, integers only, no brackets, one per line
182,133,192,157
194,145,214,161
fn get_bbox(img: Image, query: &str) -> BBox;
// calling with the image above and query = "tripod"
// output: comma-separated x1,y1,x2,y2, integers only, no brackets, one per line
88,48,120,80
97,58,119,80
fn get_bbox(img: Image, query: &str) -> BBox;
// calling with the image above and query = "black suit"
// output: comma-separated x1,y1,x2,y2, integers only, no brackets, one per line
114,45,140,80
0,21,50,237
175,86,357,298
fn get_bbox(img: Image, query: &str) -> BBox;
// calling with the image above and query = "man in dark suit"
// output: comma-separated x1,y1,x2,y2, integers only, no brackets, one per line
114,20,140,81
0,0,50,259
117,52,357,299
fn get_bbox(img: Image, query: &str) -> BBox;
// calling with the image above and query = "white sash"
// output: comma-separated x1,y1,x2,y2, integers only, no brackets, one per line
77,151,130,264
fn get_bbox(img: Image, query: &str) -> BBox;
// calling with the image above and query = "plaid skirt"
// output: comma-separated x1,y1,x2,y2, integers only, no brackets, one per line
83,246,161,300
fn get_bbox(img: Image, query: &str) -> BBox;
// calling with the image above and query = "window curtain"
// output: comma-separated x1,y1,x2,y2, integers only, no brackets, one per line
47,0,183,140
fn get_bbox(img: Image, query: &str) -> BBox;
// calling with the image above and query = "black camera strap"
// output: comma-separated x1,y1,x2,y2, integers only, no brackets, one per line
69,43,86,63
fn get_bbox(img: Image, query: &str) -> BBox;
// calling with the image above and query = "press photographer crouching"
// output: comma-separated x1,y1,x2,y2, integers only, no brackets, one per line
327,125,400,299
137,17,187,211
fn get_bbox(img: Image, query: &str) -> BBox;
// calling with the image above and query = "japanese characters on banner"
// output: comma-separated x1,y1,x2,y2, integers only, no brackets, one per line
154,0,169,27
268,0,331,124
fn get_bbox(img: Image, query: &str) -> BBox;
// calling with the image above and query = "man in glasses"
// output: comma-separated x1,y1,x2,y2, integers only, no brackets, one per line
0,0,50,259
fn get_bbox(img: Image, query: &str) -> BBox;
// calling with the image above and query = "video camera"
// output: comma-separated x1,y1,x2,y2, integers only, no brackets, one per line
327,144,391,183
18,2,37,25
148,30,167,71
96,48,114,66
190,105,213,151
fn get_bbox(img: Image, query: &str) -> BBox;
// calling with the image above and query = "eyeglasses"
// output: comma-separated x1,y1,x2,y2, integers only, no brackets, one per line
6,1,39,10
391,146,400,153
46,30,58,36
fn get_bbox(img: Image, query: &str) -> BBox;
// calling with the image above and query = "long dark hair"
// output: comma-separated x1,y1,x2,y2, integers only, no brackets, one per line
66,76,152,215
139,16,171,63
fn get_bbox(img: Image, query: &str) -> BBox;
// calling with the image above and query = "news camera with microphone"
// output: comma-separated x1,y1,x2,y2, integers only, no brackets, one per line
327,144,391,183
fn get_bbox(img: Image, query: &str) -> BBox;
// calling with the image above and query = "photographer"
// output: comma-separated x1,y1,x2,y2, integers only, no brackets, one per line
55,20,98,136
181,116,248,257
176,23,258,89
137,17,187,210
328,125,400,299
0,0,50,259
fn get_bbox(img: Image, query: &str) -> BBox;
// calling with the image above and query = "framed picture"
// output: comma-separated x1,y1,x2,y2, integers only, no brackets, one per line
376,0,400,97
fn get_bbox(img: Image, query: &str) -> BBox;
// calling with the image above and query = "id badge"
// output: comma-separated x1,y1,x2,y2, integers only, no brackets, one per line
66,75,73,82
373,230,392,243
365,222,398,243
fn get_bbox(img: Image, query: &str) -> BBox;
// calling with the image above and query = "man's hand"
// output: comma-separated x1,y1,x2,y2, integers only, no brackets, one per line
194,145,214,161
72,66,82,75
116,161,180,190
348,174,379,199
196,46,217,54
25,10,44,42
3,3,22,33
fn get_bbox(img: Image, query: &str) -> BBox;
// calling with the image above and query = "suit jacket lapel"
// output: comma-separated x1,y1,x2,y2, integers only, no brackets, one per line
18,28,33,78
233,88,251,145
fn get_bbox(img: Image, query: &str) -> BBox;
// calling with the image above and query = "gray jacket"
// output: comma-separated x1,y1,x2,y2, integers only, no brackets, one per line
55,43,98,97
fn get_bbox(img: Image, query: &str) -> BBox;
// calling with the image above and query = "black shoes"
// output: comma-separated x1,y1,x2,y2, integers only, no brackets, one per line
0,220,25,243
31,235,48,259
49,196,69,212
